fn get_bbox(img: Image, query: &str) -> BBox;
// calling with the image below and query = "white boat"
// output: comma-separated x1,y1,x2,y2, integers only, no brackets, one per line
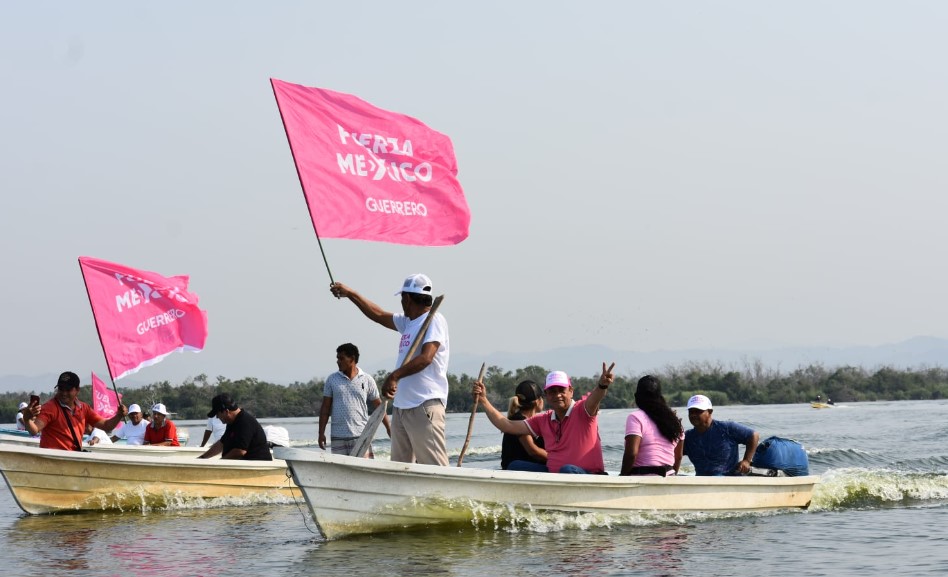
0,443,296,515
274,447,820,540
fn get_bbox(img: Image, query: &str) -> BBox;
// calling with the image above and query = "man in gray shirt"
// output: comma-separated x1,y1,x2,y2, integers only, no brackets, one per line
318,343,390,457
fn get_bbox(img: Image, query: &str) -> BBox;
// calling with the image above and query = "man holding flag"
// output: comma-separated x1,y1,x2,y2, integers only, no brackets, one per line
330,274,449,466
274,79,466,466
22,371,128,451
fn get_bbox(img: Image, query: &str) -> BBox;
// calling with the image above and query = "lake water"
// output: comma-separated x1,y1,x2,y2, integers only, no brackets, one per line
3,400,948,576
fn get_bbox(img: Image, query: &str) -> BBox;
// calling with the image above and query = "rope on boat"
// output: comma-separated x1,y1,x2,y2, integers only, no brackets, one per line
285,468,321,536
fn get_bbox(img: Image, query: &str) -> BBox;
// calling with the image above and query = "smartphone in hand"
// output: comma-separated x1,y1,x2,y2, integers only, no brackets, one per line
29,394,40,406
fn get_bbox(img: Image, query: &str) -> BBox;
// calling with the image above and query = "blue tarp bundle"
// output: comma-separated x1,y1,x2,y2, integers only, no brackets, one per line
752,436,809,476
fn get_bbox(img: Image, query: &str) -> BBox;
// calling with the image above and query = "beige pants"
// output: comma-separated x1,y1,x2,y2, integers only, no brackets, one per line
390,398,448,466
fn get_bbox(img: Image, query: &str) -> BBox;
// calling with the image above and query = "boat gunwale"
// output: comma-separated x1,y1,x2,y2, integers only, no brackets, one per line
275,447,820,488
0,443,287,471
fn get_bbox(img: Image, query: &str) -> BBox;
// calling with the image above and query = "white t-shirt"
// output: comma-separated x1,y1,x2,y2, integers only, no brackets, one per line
205,417,227,445
115,420,148,445
85,428,113,445
16,412,26,431
391,311,449,409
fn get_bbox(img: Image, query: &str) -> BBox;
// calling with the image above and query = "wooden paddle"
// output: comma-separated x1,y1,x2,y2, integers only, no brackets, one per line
348,295,445,458
456,362,486,467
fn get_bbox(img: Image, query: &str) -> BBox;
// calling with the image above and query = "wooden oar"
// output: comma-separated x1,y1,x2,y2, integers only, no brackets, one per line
456,362,486,467
348,295,445,458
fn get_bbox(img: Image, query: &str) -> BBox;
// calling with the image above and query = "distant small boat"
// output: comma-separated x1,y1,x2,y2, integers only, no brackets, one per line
811,402,835,409
0,429,39,447
0,443,295,515
275,447,819,540
0,428,34,438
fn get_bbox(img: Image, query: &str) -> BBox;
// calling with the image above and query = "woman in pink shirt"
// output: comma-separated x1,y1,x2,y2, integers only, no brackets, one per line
620,375,684,476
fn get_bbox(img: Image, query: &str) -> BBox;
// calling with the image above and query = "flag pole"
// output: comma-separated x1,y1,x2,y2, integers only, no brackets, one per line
270,78,335,285
78,259,127,424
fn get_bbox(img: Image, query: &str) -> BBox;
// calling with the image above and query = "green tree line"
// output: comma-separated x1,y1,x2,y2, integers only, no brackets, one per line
3,362,948,423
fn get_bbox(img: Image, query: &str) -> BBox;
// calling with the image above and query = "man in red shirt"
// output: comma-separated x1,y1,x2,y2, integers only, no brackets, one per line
143,403,180,446
22,371,127,451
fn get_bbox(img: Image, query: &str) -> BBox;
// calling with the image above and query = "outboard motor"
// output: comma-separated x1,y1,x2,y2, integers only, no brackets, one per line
751,436,809,476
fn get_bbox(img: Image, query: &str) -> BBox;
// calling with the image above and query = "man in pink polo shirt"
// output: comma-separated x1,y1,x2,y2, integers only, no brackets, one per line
472,363,615,474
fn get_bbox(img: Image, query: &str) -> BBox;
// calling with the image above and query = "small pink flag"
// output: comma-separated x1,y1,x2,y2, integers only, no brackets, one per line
92,371,123,431
79,257,208,381
271,78,470,246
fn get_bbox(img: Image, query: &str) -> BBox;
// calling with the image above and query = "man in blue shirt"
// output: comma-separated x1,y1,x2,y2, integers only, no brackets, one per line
683,394,759,476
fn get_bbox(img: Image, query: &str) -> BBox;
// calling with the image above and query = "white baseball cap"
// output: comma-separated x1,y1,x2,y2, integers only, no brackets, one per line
687,394,713,411
128,404,142,414
151,403,172,415
18,401,28,410
394,273,433,296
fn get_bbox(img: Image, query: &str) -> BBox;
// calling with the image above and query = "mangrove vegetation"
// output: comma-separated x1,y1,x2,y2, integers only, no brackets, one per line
3,362,948,423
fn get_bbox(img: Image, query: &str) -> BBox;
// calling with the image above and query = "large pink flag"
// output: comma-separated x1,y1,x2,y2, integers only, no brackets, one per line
91,372,123,431
271,78,470,246
79,257,208,381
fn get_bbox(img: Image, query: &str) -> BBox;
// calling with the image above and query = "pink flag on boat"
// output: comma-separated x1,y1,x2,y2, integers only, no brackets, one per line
91,371,123,431
271,78,470,246
78,257,209,381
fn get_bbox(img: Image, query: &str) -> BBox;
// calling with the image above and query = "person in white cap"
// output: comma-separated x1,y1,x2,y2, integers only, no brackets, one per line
15,401,29,431
111,403,148,445
330,274,450,466
472,363,616,474
143,403,180,446
683,394,759,476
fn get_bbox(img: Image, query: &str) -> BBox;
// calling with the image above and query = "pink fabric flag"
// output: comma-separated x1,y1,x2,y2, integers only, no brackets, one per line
79,257,209,381
271,78,470,246
91,371,123,431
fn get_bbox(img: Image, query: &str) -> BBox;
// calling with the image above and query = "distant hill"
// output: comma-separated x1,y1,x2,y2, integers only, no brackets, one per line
5,336,948,392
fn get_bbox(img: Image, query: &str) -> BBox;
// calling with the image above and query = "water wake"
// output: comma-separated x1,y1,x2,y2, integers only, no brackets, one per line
810,468,948,510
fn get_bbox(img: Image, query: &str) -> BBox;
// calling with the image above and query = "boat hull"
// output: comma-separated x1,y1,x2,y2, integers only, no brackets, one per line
275,447,818,540
0,444,296,515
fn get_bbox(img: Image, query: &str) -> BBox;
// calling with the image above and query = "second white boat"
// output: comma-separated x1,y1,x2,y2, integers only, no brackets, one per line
275,447,819,540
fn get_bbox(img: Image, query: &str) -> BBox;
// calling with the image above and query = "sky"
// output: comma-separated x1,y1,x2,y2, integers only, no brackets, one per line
2,2,947,387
